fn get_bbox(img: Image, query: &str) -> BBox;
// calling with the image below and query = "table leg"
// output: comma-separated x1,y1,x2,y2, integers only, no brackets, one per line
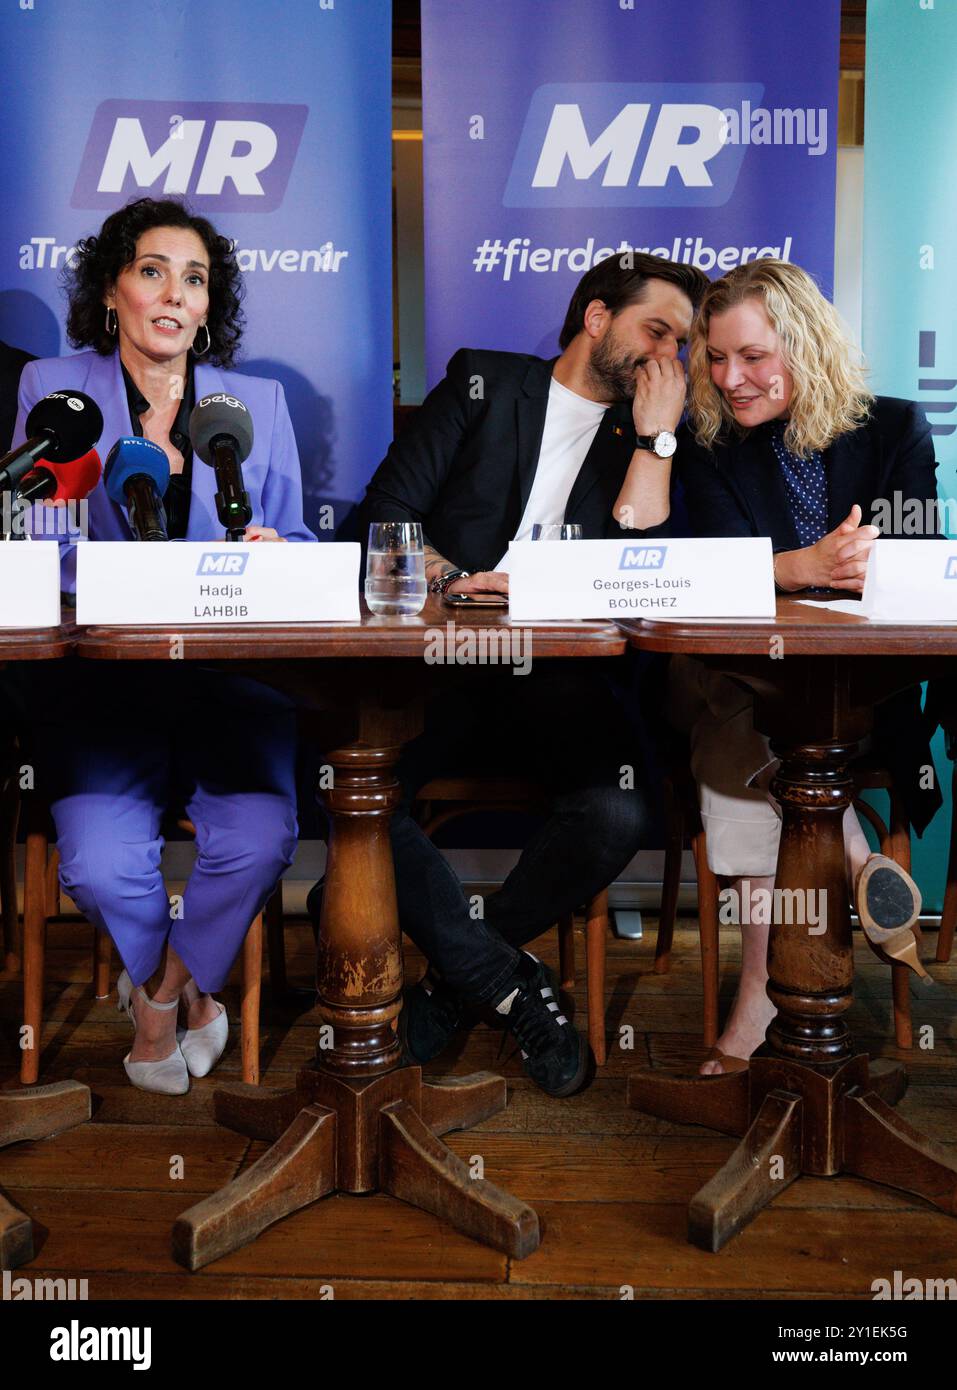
0,1081,91,1269
628,719,946,1249
175,727,537,1270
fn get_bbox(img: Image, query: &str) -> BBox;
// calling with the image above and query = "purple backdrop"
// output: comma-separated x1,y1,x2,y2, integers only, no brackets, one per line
422,0,840,384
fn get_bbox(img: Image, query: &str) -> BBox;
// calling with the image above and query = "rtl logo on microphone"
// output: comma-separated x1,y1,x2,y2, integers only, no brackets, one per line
71,100,308,213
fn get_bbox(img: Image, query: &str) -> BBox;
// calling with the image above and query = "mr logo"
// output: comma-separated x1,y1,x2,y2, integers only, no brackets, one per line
946,555,957,579
505,81,762,208
197,553,249,576
72,100,308,213
620,546,667,570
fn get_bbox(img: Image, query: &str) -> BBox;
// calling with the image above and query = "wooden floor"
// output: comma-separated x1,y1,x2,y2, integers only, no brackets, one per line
2,915,956,1300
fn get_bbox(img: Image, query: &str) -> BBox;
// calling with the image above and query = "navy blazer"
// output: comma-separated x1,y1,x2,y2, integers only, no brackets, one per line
361,348,666,573
674,396,942,833
675,396,939,545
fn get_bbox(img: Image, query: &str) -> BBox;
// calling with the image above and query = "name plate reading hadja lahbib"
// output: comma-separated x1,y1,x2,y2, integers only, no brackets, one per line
507,537,775,621
75,541,361,624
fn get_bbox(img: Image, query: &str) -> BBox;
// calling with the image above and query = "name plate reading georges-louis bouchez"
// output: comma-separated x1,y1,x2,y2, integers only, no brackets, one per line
507,537,775,621
860,538,957,622
75,542,361,625
0,542,61,627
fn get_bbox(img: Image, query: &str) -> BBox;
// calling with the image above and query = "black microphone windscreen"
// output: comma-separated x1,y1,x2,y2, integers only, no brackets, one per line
25,391,103,463
189,394,254,465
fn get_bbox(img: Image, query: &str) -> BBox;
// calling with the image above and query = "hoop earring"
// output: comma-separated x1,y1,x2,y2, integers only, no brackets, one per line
105,306,117,336
192,323,211,356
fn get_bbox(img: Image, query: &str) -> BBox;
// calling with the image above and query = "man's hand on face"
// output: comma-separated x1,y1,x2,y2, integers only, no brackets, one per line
631,358,687,439
447,570,510,596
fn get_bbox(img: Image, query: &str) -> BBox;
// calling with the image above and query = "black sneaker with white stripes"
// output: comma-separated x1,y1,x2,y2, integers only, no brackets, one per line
489,951,588,1098
399,969,472,1064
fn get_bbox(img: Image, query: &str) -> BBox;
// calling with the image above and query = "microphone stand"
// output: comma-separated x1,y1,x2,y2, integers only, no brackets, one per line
210,439,252,542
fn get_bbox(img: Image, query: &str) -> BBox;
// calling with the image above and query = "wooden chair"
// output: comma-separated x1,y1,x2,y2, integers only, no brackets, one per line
413,775,673,1066
660,761,920,1050
14,788,284,1087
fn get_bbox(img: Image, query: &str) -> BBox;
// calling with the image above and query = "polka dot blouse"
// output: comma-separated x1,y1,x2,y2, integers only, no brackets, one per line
771,421,828,546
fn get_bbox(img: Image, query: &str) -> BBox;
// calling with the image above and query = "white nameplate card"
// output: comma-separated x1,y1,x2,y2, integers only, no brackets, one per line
76,541,361,625
0,542,62,627
507,537,775,620
861,538,957,622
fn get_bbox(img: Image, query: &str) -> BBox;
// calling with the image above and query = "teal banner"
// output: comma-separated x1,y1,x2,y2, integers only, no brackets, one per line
863,0,956,910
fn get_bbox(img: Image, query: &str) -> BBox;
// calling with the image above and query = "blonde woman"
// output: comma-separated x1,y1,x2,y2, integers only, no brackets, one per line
669,260,939,1073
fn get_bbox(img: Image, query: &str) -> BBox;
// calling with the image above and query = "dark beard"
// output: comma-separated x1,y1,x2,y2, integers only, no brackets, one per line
586,334,646,403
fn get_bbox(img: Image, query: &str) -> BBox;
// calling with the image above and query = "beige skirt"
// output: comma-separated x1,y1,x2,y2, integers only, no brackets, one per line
667,654,782,877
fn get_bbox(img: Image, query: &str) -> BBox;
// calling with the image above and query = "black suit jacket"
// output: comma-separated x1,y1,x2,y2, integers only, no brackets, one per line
361,348,667,573
674,397,942,833
1,341,36,454
675,397,939,545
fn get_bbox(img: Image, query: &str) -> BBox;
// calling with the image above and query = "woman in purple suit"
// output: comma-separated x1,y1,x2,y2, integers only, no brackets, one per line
14,198,315,1095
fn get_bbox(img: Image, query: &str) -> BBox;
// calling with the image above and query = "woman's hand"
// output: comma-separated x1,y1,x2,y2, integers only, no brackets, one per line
447,570,509,596
775,505,879,592
240,526,286,542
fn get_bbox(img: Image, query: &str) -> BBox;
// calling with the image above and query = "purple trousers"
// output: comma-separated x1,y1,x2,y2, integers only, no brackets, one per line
34,663,298,992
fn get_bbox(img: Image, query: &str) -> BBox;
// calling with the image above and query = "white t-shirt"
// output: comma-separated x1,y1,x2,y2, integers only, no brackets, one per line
494,376,607,572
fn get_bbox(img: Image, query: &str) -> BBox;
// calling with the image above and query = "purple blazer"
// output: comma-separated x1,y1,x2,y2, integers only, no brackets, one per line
13,350,316,587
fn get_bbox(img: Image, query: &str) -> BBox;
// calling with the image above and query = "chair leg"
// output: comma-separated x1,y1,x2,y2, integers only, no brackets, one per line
265,885,287,997
883,790,914,1048
20,825,48,1085
693,831,721,1049
0,773,21,972
558,912,575,989
935,766,956,964
585,891,608,1066
656,781,682,975
886,786,912,873
241,911,263,1086
891,961,913,1050
93,928,112,999
45,845,61,919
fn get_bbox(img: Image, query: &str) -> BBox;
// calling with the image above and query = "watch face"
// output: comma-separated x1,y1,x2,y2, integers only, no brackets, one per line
654,431,677,458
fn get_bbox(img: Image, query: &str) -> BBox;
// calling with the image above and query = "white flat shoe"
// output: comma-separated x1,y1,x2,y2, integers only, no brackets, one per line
116,969,190,1095
178,1001,228,1078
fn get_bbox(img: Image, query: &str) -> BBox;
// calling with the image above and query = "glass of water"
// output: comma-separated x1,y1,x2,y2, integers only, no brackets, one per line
365,521,427,616
530,523,583,541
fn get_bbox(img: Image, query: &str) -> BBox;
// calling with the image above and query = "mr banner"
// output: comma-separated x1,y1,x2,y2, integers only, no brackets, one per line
0,0,393,535
421,0,840,384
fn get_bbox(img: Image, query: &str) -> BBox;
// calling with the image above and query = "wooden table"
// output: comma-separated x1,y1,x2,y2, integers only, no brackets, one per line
77,601,627,1269
0,624,91,1269
620,599,957,1251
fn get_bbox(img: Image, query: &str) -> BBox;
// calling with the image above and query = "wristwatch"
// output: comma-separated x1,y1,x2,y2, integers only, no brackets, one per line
429,566,470,596
634,429,678,459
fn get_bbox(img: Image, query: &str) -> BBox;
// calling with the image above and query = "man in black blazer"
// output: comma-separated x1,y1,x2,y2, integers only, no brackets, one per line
349,254,707,1097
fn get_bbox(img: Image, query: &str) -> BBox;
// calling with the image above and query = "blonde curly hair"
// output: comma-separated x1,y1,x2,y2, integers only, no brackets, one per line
688,260,873,456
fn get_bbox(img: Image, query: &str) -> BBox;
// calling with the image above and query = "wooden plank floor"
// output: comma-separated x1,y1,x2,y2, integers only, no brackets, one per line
2,915,955,1299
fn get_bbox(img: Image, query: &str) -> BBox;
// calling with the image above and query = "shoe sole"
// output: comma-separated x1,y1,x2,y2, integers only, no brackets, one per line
857,857,921,942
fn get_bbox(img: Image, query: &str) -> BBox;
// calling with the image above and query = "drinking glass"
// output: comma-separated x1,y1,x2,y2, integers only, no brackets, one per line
530,523,583,541
365,521,427,615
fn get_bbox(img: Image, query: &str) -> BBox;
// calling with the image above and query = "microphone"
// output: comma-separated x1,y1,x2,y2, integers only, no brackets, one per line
189,393,254,541
0,390,104,492
17,449,103,504
103,437,170,542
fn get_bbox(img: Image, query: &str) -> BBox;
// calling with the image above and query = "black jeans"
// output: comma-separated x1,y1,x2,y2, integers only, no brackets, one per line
389,661,653,1005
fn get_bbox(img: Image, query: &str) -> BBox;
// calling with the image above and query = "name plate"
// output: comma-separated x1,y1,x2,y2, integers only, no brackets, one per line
507,537,775,620
861,538,957,622
0,542,61,628
75,541,361,625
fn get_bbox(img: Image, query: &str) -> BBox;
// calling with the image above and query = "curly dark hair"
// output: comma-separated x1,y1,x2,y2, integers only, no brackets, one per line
64,198,245,367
